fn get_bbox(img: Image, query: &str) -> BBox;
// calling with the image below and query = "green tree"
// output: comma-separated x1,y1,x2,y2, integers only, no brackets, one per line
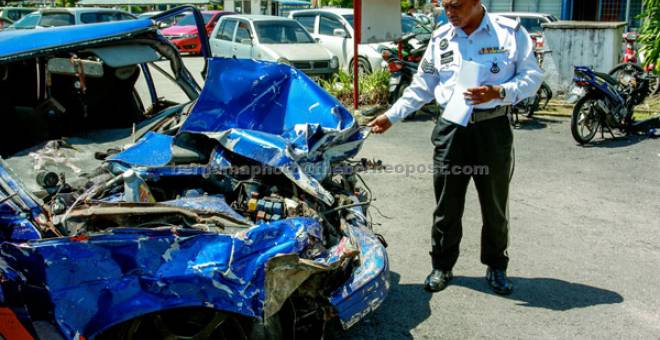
320,0,353,7
638,0,660,68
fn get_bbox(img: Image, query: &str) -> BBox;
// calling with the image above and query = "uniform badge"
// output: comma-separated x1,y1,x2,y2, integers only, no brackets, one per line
439,39,449,50
490,62,500,74
421,58,436,74
440,51,454,65
480,47,508,55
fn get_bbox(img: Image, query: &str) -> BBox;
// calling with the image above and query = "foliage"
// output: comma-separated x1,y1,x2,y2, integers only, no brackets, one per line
320,0,353,8
638,0,660,69
320,70,390,107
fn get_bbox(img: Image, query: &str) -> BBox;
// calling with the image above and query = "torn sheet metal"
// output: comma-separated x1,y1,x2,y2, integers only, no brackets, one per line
0,217,339,338
178,58,368,205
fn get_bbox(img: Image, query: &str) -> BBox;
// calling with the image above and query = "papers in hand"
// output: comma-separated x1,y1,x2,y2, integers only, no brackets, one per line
442,61,485,127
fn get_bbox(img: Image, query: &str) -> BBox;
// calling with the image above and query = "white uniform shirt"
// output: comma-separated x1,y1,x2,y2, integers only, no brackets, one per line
385,11,545,124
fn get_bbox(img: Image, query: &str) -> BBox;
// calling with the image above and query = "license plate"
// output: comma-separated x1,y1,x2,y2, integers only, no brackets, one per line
390,76,401,85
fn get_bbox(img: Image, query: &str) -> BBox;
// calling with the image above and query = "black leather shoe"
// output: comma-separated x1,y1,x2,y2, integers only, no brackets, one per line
486,267,513,295
424,269,453,292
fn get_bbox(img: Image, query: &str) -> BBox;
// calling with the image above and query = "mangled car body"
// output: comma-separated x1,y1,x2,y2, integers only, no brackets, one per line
0,8,388,339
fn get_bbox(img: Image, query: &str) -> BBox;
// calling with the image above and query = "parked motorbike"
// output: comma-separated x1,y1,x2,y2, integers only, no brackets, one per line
511,33,553,123
609,31,660,95
570,65,659,144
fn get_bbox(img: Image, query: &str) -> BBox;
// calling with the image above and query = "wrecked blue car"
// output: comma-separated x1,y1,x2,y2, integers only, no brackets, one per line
0,8,388,339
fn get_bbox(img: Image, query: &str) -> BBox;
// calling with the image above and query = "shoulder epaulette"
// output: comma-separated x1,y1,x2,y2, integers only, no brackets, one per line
492,15,520,31
432,23,452,39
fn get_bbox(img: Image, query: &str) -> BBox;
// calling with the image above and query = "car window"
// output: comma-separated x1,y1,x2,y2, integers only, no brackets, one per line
217,19,237,41
120,13,135,21
8,9,29,21
293,14,316,32
342,14,353,28
11,12,39,29
235,21,252,43
39,13,74,27
401,15,430,34
177,13,213,26
319,14,344,36
254,20,314,44
520,17,542,33
80,12,127,24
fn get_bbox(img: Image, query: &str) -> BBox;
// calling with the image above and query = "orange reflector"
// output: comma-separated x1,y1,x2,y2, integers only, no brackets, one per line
0,307,34,340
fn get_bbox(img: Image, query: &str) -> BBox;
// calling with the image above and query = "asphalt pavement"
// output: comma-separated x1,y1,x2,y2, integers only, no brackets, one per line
154,58,660,339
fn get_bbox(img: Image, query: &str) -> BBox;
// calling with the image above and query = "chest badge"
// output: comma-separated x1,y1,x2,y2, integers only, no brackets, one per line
490,62,501,74
439,38,449,50
480,47,508,55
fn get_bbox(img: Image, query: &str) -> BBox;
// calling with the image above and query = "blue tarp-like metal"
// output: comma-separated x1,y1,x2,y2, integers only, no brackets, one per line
0,19,154,62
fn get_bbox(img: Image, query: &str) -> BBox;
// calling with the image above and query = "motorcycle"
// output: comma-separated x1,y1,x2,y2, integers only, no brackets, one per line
570,65,659,144
609,31,660,95
511,33,553,123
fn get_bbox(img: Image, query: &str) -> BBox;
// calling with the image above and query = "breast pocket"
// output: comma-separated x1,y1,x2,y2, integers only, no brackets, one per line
483,54,515,83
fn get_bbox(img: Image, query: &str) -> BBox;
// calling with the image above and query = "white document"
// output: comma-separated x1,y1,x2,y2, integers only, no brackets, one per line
442,61,484,127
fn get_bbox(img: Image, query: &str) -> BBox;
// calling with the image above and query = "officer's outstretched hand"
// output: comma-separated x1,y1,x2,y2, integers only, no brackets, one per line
368,114,393,134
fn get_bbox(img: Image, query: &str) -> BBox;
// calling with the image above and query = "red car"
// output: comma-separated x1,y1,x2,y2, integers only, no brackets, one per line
161,10,230,55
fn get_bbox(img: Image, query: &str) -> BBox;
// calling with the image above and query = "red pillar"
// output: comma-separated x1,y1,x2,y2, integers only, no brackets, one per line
353,0,362,110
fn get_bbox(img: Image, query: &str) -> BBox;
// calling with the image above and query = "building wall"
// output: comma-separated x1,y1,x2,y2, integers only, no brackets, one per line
543,22,626,93
482,0,563,17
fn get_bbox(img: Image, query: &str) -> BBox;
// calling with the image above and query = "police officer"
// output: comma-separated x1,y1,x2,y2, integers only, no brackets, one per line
368,0,543,295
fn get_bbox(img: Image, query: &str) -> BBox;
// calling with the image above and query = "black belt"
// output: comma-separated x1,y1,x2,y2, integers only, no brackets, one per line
469,106,510,124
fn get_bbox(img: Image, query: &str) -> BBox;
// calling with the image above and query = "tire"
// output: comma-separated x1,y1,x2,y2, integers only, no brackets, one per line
649,72,660,95
609,63,644,86
538,82,553,109
97,308,254,340
349,57,372,76
571,96,601,145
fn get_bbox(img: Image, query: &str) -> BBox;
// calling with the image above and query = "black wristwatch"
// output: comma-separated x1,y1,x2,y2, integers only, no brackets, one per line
498,86,506,99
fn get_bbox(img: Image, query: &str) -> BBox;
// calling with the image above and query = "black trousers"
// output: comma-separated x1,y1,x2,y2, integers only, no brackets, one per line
431,115,514,271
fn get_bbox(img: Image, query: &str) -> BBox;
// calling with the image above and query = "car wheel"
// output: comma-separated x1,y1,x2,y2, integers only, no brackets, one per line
97,308,254,340
349,57,371,76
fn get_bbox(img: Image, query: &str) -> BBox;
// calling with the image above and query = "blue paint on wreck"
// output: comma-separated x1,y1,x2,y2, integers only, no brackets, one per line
0,56,388,338
109,132,174,167
0,19,154,61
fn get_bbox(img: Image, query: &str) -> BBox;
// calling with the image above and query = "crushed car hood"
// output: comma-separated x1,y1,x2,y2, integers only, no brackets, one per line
111,57,367,206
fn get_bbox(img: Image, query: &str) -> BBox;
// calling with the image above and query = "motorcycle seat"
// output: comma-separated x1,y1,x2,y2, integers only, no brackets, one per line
594,71,621,86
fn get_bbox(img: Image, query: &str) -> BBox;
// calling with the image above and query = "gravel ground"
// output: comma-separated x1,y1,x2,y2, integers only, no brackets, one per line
152,57,660,339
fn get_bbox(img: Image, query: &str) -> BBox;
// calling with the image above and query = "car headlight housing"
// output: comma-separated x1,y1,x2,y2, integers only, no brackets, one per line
181,33,198,39
330,56,339,69
277,58,291,66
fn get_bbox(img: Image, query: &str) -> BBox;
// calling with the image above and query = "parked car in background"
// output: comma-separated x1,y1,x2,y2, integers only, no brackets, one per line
0,7,34,29
494,12,558,34
210,15,338,79
290,8,386,74
7,7,135,29
0,7,388,339
161,10,231,55
138,10,188,29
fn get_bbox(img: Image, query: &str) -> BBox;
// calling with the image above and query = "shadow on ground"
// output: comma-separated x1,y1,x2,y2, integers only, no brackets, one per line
341,272,431,339
453,276,624,311
513,116,563,130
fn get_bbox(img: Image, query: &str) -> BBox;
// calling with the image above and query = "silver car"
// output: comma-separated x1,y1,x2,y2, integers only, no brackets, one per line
8,7,135,29
210,15,339,79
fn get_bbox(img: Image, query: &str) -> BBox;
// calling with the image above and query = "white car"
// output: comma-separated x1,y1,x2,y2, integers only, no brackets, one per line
210,15,339,78
492,12,558,34
289,8,389,74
